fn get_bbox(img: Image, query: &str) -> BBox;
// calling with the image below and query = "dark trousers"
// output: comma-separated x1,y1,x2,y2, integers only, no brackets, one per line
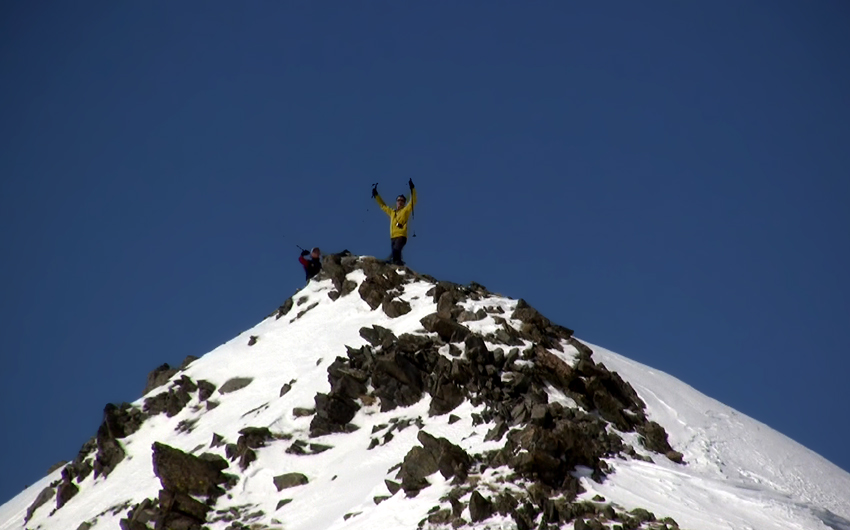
391,237,407,264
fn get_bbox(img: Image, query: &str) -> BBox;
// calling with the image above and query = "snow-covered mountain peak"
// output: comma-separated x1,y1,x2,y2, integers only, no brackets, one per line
2,255,849,530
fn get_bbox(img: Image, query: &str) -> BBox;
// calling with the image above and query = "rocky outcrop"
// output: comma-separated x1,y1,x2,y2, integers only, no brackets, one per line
398,431,471,495
56,468,79,509
143,363,178,396
293,256,683,530
120,443,234,530
25,485,55,522
91,403,147,480
224,427,274,470
143,375,197,417
151,442,230,497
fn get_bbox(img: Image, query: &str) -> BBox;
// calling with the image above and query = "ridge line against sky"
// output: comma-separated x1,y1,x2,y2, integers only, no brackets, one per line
1,1,848,506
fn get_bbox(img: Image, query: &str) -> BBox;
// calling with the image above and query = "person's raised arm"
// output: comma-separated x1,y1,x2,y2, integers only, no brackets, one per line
373,184,393,215
408,178,417,208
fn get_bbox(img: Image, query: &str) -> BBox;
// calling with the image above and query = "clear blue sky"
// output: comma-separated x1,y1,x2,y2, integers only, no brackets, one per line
2,1,848,504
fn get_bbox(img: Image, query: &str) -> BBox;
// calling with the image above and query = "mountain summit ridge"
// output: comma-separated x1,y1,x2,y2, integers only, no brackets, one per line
2,255,849,530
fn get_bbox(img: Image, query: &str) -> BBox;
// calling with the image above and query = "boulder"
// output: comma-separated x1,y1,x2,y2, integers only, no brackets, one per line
218,377,253,394
359,325,397,348
382,296,412,318
25,485,54,522
152,443,229,498
274,298,294,319
273,473,309,491
469,490,494,522
56,468,79,509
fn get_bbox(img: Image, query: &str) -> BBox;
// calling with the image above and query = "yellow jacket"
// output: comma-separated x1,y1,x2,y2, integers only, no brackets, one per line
375,188,418,239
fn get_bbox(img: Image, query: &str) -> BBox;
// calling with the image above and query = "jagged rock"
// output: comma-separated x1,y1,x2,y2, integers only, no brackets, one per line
372,351,425,411
398,431,471,495
359,325,397,348
533,346,575,390
494,491,519,515
197,380,216,401
436,290,460,318
25,485,54,522
428,376,465,415
485,419,509,442
274,473,309,491
469,490,494,522
92,403,146,478
247,335,258,346
638,421,680,460
152,442,229,498
274,298,294,319
218,377,253,394
382,296,412,318
47,461,67,474
396,333,435,353
76,522,93,530
226,427,274,470
144,375,198,418
511,299,573,343
56,468,78,509
420,313,471,343
159,489,210,521
385,479,401,495
398,446,438,494
321,253,348,292
503,411,621,491
143,363,178,396
465,335,495,366
310,392,360,436
457,309,487,323
210,433,225,448
295,302,319,319
328,359,369,400
357,261,407,310
179,356,198,370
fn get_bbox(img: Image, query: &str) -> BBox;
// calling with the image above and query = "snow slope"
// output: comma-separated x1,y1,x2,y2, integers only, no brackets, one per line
2,259,848,530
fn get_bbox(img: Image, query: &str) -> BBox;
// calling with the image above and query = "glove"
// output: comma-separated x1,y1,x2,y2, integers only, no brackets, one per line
301,249,309,257
408,178,415,190
371,184,378,198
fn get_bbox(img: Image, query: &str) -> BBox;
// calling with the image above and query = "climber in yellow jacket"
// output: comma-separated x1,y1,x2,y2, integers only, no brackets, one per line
372,179,417,265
